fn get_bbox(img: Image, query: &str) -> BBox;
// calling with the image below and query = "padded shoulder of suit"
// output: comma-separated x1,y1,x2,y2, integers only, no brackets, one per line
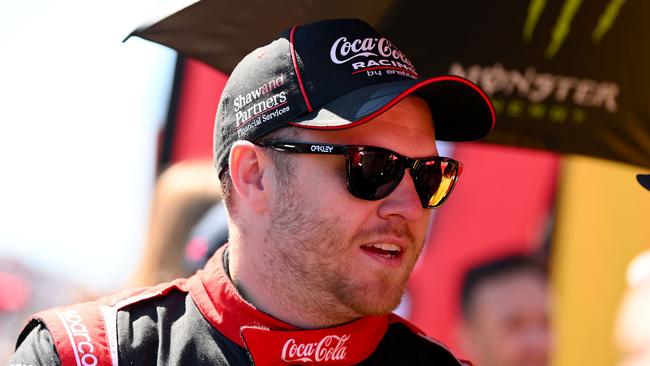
378,313,471,366
28,279,188,366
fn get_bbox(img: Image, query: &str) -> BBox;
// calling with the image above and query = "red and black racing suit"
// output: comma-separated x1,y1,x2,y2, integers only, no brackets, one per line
10,246,468,366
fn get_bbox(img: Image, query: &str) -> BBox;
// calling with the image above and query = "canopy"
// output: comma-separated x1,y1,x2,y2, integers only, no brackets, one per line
129,0,650,168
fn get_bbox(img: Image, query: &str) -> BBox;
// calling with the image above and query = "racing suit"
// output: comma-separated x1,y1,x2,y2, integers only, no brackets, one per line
9,246,468,365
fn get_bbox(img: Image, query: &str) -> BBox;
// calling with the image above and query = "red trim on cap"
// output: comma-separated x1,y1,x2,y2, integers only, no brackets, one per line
289,25,314,112
289,75,496,136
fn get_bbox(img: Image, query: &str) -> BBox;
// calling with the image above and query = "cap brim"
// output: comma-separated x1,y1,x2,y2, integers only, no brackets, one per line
637,174,650,191
289,75,495,142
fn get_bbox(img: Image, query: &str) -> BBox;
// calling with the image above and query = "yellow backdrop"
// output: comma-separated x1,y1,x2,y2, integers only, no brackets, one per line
552,156,650,366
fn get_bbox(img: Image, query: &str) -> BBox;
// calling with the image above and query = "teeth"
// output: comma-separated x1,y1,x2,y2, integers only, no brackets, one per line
369,243,401,252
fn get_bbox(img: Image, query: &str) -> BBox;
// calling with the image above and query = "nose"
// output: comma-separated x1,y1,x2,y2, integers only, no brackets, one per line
377,170,425,222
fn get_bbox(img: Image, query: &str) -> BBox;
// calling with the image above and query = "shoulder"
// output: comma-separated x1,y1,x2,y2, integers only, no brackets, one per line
9,319,61,366
363,314,471,366
11,279,189,366
114,287,247,364
113,286,193,352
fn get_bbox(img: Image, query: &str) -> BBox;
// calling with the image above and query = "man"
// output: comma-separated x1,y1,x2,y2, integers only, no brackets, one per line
458,254,553,366
10,19,494,365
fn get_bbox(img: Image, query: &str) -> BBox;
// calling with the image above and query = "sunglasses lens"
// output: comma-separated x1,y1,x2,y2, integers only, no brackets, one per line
347,147,403,200
344,146,461,207
412,159,460,208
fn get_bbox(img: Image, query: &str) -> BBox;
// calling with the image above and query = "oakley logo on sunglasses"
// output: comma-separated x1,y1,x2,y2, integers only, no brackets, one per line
257,140,463,209
310,144,335,153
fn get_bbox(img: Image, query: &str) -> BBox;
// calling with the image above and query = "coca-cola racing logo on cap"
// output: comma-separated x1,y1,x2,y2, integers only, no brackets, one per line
329,36,418,78
281,334,351,363
233,73,292,135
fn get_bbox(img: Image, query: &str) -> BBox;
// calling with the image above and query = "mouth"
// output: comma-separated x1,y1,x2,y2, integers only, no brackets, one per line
360,243,404,266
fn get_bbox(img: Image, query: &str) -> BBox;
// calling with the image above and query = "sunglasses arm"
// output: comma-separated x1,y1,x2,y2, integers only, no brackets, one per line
256,140,348,157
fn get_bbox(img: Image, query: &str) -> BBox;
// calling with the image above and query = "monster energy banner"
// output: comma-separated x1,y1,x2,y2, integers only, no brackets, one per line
131,0,650,168
385,0,649,168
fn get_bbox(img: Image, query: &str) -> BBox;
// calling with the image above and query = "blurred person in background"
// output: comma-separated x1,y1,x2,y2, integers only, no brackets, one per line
458,254,553,366
614,176,650,366
129,160,223,286
615,250,650,366
0,258,91,363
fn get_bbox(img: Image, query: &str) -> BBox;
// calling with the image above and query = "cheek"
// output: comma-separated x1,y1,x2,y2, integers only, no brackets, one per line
419,210,433,230
292,160,361,222
304,159,359,211
411,211,432,243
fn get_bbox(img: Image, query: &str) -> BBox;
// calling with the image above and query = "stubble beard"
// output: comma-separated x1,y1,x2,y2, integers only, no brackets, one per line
264,180,422,324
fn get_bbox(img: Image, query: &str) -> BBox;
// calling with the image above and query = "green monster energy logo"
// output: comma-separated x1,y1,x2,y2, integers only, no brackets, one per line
523,0,626,58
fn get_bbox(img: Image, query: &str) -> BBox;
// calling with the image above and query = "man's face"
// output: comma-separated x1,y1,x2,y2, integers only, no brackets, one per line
460,271,552,366
263,96,437,321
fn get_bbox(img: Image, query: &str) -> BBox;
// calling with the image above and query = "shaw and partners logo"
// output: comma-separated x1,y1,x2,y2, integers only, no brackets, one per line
330,36,418,78
523,0,626,58
281,334,351,363
56,309,99,366
233,74,291,136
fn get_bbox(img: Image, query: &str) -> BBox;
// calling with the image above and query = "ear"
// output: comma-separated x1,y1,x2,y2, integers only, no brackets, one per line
229,141,269,213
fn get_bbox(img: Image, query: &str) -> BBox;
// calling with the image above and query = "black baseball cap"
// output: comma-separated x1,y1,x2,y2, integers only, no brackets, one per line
214,18,495,174
638,174,650,191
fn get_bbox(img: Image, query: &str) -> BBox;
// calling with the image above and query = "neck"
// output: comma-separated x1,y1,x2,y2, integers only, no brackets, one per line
226,241,360,329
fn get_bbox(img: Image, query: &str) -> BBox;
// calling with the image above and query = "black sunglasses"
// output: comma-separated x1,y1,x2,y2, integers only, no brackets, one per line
255,140,463,208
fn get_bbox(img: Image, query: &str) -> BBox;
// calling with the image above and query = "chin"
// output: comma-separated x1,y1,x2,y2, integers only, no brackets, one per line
358,301,402,316
340,279,406,316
